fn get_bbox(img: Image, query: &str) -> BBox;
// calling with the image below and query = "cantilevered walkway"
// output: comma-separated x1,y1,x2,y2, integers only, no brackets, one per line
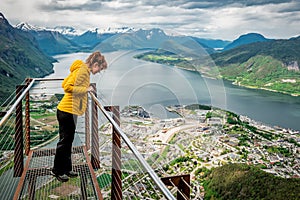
14,146,102,199
0,78,191,200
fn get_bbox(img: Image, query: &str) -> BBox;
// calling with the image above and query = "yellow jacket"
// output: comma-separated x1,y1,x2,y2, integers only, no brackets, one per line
57,60,90,116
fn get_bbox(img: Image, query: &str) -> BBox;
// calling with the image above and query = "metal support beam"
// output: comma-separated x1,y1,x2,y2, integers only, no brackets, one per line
80,172,88,199
25,78,32,156
105,106,122,200
27,174,36,200
90,83,100,169
85,96,90,151
161,174,191,200
14,85,25,177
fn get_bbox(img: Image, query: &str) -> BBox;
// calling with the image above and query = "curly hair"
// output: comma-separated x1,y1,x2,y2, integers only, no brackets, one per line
86,51,107,69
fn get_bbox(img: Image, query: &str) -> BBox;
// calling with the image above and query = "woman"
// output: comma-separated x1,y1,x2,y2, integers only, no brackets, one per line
51,51,107,182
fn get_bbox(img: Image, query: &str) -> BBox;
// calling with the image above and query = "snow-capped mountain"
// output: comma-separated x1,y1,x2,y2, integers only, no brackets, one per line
52,26,83,36
52,26,136,36
16,22,82,35
15,22,46,32
95,26,136,34
16,22,135,36
13,22,225,54
15,22,81,55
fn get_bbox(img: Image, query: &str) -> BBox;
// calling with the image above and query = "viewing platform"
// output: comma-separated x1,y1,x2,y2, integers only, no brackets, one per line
14,146,102,199
0,78,190,200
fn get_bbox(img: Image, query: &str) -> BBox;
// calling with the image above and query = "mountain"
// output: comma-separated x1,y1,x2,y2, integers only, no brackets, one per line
16,22,81,55
223,33,271,51
210,36,300,96
16,24,137,50
128,30,300,95
68,28,116,49
14,22,229,55
60,27,135,49
204,163,300,200
68,27,228,54
212,36,300,66
52,26,83,37
94,28,216,55
189,36,231,50
0,13,55,102
94,28,171,51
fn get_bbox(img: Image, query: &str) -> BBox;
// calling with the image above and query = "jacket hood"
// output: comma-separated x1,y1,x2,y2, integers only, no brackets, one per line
70,60,86,72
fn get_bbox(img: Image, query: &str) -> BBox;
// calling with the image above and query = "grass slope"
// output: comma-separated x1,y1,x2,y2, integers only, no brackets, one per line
219,55,300,96
0,15,55,103
204,163,300,200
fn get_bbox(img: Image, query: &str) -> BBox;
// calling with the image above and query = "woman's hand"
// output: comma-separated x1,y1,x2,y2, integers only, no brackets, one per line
86,86,95,93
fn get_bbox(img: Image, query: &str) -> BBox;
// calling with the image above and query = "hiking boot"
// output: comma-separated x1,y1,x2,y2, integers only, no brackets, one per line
50,170,69,182
66,171,78,178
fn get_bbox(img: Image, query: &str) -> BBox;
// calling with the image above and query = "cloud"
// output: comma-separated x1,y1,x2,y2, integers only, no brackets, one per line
1,0,299,40
274,0,300,13
37,0,105,11
243,0,292,7
170,0,294,9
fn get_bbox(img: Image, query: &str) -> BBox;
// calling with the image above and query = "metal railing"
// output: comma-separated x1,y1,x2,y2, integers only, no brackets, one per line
0,78,66,199
89,91,176,200
0,78,65,127
0,79,35,127
0,78,181,199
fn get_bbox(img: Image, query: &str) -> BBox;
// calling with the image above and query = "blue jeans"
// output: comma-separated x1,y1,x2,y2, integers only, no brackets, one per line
53,109,77,175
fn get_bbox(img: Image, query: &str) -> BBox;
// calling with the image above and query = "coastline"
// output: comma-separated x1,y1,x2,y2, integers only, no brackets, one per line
136,54,299,97
175,65,299,97
231,81,300,97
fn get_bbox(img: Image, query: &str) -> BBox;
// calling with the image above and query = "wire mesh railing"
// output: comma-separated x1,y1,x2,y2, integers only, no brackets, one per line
89,91,178,200
0,77,192,199
0,78,65,199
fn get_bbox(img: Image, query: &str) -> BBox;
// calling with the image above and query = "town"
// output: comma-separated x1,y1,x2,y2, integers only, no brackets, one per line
1,96,299,199
100,104,300,198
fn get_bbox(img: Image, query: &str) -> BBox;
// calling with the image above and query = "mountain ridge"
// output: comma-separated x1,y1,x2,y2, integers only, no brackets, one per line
212,36,300,66
209,36,300,96
16,22,81,55
12,20,299,54
2,12,300,101
223,32,271,50
14,22,232,52
132,35,300,96
0,13,55,102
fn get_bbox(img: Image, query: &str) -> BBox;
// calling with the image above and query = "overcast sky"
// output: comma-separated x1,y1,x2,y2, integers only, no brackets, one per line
2,0,300,40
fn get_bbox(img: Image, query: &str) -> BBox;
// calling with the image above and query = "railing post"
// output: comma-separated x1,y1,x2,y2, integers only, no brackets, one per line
14,85,25,177
105,106,122,200
161,174,191,200
25,78,32,155
28,173,37,200
90,83,100,169
85,95,90,151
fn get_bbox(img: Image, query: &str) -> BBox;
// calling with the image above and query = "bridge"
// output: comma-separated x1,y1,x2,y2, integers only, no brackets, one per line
0,78,191,200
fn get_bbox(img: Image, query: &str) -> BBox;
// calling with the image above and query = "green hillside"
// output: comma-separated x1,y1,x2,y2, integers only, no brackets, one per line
212,36,300,66
203,163,300,200
33,30,81,55
208,37,300,96
0,13,55,102
135,36,300,96
218,55,300,96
